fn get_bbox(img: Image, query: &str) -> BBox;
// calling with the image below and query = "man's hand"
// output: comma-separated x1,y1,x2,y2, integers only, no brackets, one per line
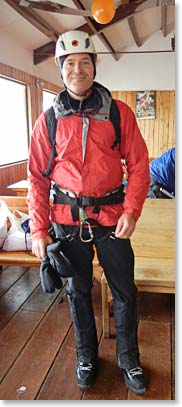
32,235,53,259
115,213,136,239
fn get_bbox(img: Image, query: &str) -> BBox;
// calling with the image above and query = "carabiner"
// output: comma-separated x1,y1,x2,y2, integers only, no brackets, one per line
79,221,94,243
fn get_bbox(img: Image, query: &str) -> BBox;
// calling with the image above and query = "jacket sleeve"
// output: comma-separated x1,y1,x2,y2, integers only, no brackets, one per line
119,103,150,221
27,112,53,240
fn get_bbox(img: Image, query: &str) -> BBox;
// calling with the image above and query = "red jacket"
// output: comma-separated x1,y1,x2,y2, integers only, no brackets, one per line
27,86,150,240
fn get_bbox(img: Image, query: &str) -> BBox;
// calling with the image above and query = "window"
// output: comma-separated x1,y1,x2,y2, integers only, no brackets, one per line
0,77,29,166
43,90,56,111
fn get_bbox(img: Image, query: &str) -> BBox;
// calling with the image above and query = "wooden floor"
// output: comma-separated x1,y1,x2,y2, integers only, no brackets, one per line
0,265,175,400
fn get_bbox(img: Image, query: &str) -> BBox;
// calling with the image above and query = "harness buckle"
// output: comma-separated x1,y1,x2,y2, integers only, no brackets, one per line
110,231,116,240
77,196,94,207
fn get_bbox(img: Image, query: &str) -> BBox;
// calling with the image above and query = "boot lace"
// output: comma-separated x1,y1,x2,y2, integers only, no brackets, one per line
79,362,93,371
129,367,143,377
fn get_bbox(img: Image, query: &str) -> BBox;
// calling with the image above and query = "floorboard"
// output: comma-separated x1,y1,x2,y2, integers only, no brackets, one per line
128,321,171,400
171,295,175,399
0,266,175,400
0,294,71,400
0,309,44,382
0,268,40,330
0,266,29,297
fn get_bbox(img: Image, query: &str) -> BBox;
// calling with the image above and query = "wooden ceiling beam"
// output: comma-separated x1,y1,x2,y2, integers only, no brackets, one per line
72,0,119,61
4,0,59,41
127,16,142,47
34,0,160,64
161,0,167,37
18,0,92,16
6,0,173,65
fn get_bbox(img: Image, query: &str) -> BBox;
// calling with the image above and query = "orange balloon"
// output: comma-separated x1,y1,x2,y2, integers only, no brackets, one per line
91,0,115,24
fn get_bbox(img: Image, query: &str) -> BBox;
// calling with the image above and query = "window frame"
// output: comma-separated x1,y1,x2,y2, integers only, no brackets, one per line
42,88,57,112
0,63,60,168
0,75,30,167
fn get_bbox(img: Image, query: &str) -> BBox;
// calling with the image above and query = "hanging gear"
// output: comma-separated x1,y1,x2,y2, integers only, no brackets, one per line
46,240,74,277
39,256,63,294
39,240,74,294
79,208,94,242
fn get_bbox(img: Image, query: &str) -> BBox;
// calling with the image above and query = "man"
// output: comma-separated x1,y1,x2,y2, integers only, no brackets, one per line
27,30,150,394
148,147,175,198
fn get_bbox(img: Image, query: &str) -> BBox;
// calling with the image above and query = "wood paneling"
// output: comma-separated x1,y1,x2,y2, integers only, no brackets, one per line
112,90,175,159
0,162,27,196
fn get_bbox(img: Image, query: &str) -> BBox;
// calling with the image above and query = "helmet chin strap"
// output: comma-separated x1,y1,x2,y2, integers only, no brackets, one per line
65,85,92,98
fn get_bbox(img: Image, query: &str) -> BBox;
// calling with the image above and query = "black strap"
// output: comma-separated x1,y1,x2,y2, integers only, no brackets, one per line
53,186,125,221
110,100,121,150
42,107,58,177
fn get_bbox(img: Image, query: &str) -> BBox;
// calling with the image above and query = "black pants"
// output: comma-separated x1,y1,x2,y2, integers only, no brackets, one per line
53,224,140,369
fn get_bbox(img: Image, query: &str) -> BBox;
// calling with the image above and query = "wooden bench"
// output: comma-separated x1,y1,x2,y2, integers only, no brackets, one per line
0,196,101,272
101,198,175,337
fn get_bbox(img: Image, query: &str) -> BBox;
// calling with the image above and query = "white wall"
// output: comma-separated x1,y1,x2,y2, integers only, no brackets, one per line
0,30,61,85
95,32,175,91
0,30,175,91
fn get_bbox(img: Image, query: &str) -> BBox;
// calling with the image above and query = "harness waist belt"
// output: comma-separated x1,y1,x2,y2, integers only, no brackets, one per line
53,186,125,221
53,186,124,206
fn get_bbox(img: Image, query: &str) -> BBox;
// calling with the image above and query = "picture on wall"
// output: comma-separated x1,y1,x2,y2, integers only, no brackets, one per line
136,91,155,119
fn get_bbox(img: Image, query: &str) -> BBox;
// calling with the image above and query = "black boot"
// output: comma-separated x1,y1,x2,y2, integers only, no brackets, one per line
117,355,146,394
76,359,97,389
114,297,146,394
122,366,146,394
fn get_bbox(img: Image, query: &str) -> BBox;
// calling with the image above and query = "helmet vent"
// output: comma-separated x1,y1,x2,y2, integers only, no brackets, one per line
85,38,90,49
59,40,66,51
72,40,79,47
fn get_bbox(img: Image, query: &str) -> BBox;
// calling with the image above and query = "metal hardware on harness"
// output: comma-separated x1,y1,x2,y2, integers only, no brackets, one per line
79,207,94,242
110,231,116,240
65,233,75,242
159,187,175,199
79,220,94,243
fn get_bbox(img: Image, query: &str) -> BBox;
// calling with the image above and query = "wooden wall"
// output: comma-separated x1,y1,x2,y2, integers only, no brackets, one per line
111,90,175,159
0,162,27,196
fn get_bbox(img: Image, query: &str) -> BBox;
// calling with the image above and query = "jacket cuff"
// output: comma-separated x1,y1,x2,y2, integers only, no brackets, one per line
31,230,50,240
122,208,140,222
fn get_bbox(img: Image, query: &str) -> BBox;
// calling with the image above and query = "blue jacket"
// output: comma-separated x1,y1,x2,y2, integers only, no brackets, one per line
150,148,175,194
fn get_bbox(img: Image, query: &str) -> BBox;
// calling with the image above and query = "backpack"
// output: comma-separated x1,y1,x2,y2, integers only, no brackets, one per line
42,99,121,177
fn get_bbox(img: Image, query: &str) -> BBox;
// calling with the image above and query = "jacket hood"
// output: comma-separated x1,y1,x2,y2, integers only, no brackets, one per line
53,82,112,121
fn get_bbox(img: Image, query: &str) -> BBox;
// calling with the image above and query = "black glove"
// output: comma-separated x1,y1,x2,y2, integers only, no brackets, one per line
39,256,63,294
46,240,73,278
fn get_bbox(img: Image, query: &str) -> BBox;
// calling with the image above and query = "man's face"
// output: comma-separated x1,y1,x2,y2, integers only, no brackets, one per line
61,53,94,98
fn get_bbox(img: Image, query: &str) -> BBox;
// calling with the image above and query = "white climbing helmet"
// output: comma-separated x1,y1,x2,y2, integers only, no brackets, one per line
55,30,96,65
